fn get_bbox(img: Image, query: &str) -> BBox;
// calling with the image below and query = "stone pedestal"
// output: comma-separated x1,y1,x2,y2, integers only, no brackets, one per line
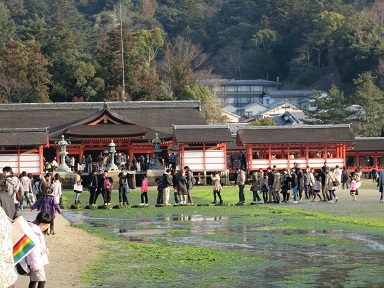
146,169,165,186
151,149,164,170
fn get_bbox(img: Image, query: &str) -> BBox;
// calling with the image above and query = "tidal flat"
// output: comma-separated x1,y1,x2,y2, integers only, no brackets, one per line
64,180,384,287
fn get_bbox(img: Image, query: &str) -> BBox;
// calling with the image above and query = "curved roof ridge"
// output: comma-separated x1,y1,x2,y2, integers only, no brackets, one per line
173,125,229,130
0,100,201,111
238,124,351,130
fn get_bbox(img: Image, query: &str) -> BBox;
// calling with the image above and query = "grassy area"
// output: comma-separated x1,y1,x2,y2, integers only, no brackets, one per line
62,180,384,287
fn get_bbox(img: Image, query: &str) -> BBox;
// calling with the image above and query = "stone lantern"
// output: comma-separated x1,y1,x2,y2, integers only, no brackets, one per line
148,133,163,170
55,135,71,172
106,139,118,170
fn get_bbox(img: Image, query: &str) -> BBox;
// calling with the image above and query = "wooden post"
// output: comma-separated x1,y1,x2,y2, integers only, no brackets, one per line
203,143,206,172
268,145,272,168
17,147,21,173
287,147,291,168
39,146,44,174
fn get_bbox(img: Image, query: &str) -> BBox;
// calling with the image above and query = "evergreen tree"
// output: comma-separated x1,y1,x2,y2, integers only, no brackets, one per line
352,72,384,136
304,86,354,125
249,118,276,126
0,39,51,103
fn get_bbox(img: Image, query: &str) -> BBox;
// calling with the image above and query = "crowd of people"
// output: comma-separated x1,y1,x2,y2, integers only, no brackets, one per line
1,162,384,287
235,162,369,205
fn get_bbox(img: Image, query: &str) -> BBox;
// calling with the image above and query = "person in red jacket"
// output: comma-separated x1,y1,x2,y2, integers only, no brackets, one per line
140,176,149,206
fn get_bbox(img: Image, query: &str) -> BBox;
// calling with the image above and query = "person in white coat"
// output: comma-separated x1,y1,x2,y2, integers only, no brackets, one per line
51,173,62,205
26,211,52,288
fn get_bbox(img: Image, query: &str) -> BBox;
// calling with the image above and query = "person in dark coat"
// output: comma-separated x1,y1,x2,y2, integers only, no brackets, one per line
94,170,105,205
87,170,98,205
177,170,188,205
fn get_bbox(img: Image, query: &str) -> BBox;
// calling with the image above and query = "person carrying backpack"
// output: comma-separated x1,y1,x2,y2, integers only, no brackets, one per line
3,166,23,211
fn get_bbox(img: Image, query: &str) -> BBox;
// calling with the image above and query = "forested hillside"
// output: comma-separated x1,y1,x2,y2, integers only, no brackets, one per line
0,0,383,133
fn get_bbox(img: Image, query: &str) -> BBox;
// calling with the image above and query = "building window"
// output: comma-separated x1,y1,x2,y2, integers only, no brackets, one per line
227,86,237,92
250,86,262,92
213,86,224,93
238,86,249,94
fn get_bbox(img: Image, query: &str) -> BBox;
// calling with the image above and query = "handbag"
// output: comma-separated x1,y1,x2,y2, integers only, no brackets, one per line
332,180,339,187
74,183,83,193
10,216,38,265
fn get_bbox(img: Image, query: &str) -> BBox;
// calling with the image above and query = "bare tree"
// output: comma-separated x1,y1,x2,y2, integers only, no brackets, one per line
158,36,211,97
364,2,384,26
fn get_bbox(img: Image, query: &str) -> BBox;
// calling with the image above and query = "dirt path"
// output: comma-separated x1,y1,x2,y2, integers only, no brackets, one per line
15,210,100,288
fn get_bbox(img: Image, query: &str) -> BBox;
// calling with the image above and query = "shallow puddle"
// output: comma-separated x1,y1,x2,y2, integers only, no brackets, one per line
65,210,384,287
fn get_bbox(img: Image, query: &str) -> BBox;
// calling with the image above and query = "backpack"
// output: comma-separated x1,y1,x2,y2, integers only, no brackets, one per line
15,258,30,276
189,171,196,185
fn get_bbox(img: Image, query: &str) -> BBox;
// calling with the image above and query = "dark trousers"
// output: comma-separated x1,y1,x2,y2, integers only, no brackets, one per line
94,188,105,204
262,190,268,202
252,190,261,202
281,190,289,202
238,185,245,202
50,218,55,234
89,187,97,205
174,192,180,204
157,190,163,204
29,281,45,288
298,185,304,199
141,192,148,204
213,190,223,203
119,185,129,203
104,188,112,204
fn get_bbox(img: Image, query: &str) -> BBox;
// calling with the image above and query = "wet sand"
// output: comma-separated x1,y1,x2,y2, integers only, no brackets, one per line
15,210,100,288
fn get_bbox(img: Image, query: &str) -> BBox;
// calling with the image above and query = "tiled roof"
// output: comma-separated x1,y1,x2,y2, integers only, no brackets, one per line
200,79,278,86
173,125,233,143
0,128,48,146
0,101,206,142
351,137,384,151
238,101,269,110
263,90,314,98
65,124,147,138
237,125,355,144
253,100,299,116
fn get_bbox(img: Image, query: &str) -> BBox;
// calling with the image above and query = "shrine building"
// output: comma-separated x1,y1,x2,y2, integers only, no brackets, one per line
0,101,207,174
0,100,382,178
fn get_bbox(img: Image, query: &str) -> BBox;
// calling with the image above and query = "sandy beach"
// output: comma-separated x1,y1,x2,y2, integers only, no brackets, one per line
15,210,100,288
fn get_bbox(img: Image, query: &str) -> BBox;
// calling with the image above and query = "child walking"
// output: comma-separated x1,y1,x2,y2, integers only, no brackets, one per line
312,176,323,202
31,187,62,235
26,211,52,288
350,176,357,201
140,176,149,206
